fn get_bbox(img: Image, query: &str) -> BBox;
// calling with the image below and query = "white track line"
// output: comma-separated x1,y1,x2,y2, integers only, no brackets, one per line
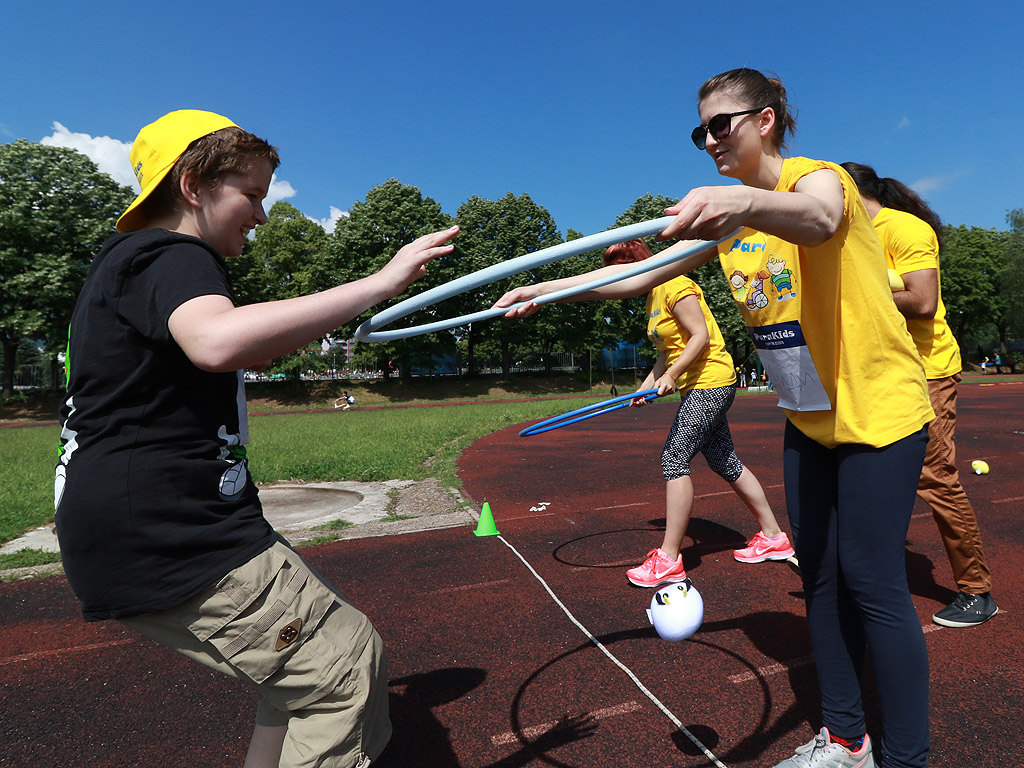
695,483,785,500
500,512,557,521
589,558,647,568
728,624,945,684
1,638,135,665
422,578,513,595
590,482,783,510
496,534,729,768
491,701,643,746
729,655,814,684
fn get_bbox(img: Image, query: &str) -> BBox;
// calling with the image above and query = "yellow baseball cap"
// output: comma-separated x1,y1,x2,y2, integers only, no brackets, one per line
116,109,238,232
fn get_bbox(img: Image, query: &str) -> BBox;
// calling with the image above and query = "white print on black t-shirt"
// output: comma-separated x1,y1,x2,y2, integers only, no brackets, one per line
55,395,79,509
216,424,249,501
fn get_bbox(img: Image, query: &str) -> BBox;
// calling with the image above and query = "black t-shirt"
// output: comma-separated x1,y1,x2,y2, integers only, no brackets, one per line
55,229,275,621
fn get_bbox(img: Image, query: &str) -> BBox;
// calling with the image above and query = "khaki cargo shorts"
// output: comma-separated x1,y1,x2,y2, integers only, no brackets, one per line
121,537,390,768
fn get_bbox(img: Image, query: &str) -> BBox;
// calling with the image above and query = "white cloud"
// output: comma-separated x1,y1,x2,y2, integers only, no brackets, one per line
909,170,969,197
248,175,301,240
896,117,911,129
266,174,297,210
40,122,137,190
310,206,349,234
38,124,323,234
913,166,974,199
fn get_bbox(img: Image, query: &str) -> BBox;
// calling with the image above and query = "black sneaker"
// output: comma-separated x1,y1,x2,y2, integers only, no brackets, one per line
932,592,999,627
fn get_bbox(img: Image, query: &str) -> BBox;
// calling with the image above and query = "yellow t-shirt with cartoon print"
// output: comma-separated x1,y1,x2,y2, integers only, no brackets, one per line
716,157,933,449
873,207,961,380
646,275,736,393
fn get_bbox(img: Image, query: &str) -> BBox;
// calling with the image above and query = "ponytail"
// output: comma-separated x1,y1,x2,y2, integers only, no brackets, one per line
840,162,943,247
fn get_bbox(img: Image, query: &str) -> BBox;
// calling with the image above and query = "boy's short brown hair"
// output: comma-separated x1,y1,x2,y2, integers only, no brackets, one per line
133,127,280,227
117,110,280,233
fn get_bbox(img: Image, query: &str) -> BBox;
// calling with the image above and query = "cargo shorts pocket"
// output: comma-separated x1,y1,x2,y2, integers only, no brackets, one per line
184,545,337,684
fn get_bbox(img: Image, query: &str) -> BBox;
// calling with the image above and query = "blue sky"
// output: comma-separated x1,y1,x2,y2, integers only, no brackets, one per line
3,0,1022,237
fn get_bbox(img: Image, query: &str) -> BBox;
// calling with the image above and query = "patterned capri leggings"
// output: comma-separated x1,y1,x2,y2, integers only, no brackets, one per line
661,385,744,482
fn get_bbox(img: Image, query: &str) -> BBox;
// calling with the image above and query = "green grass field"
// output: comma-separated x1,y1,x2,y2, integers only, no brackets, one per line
3,370,1011,571
0,427,58,555
0,393,605,569
245,397,592,488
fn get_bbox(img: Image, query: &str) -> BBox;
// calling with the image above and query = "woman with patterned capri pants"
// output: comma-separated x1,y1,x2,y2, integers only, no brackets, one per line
607,238,794,588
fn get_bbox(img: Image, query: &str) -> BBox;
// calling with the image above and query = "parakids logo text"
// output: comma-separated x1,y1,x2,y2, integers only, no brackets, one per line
749,321,806,350
729,239,766,253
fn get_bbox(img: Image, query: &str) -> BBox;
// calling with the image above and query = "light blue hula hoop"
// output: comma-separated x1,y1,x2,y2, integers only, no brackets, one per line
354,218,736,342
519,389,661,437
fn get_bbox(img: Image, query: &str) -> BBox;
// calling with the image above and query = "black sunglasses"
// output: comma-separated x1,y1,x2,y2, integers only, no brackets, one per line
690,107,766,150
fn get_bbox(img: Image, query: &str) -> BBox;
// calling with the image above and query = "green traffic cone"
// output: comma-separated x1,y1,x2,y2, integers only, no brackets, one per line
474,501,499,537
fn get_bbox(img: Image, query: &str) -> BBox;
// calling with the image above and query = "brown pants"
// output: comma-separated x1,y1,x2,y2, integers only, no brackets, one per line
918,374,992,594
122,538,391,768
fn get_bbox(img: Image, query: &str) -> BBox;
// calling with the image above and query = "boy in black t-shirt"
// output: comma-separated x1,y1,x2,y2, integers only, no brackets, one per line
55,110,459,768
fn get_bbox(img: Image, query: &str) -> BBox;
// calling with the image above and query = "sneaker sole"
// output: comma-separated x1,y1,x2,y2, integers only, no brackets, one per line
932,606,999,627
733,551,796,564
627,573,689,588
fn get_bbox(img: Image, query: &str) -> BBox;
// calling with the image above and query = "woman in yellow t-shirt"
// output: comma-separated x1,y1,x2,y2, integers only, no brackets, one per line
603,239,792,589
497,69,932,768
841,161,997,629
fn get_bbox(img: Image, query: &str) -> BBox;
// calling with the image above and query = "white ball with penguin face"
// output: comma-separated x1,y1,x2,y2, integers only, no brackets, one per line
647,579,704,642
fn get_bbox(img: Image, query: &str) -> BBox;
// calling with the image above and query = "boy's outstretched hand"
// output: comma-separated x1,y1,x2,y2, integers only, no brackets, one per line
379,225,460,298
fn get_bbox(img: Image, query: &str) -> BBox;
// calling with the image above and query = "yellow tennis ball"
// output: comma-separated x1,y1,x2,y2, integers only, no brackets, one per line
971,460,990,475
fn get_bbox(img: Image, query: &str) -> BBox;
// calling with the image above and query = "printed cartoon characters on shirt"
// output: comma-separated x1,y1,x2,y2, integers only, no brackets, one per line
766,256,796,301
54,396,79,508
729,270,748,303
746,270,770,309
720,231,829,412
726,236,799,311
54,343,78,509
647,307,664,346
216,425,249,500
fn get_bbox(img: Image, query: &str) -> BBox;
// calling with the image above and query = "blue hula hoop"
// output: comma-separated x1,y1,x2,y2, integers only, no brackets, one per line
519,389,661,437
354,218,737,342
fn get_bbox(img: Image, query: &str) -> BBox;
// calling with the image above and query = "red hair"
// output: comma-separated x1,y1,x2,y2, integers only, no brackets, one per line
603,238,655,266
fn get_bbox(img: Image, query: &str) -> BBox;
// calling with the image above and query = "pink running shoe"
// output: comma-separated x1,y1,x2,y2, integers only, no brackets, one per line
733,531,795,563
626,548,687,587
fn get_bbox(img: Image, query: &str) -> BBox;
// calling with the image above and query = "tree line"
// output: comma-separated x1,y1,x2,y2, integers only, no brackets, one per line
2,140,1022,398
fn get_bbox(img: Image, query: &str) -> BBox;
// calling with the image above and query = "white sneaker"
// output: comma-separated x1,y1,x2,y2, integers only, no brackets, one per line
772,728,875,768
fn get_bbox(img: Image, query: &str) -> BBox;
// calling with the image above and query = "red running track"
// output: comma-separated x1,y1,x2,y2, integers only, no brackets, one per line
1,382,1021,767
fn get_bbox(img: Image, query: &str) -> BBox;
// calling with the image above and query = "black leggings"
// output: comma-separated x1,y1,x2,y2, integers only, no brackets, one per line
661,385,744,482
784,421,930,768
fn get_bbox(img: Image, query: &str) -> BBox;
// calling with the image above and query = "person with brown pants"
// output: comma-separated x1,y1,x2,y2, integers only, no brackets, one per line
843,161,998,628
